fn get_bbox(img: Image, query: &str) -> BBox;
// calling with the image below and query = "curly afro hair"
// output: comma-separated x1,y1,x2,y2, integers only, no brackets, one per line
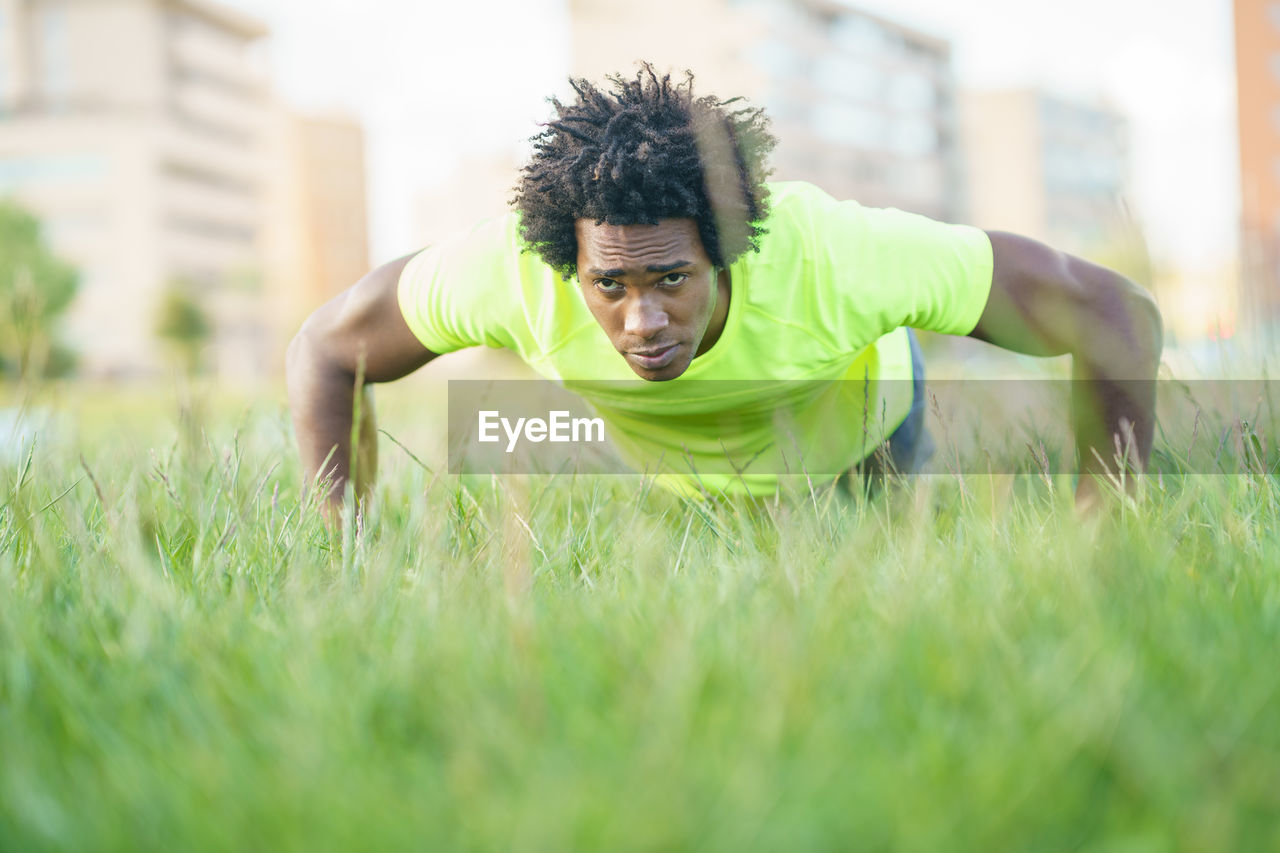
512,64,777,279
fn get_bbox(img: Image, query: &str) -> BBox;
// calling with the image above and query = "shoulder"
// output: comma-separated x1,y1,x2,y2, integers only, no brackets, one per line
398,211,587,357
397,213,554,351
760,180,845,227
741,181,994,338
760,180,979,242
405,212,530,275
751,180,885,260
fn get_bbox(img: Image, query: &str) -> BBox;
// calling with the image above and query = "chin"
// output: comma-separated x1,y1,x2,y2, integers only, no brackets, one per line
637,368,682,382
626,357,690,382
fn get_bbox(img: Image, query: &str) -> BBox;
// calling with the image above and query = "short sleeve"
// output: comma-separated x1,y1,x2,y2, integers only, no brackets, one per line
855,206,994,336
396,215,525,354
766,182,995,344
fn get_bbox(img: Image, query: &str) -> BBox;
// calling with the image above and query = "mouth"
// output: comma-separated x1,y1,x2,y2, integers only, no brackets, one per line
627,343,680,371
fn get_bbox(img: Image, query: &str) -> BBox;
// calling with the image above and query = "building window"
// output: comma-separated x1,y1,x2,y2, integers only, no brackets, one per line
813,101,885,149
162,160,255,196
886,71,935,113
747,39,800,80
0,155,107,192
886,116,937,157
0,4,9,103
764,89,805,123
167,214,257,246
167,9,248,59
39,3,70,105
0,2,10,104
814,54,881,101
830,15,888,56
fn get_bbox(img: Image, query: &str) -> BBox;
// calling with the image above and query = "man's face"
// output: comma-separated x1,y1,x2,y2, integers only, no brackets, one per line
575,218,724,381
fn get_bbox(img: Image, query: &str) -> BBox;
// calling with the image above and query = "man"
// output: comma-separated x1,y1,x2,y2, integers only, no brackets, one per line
287,66,1162,512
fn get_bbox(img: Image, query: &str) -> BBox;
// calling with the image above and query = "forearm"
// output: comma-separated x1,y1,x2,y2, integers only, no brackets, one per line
284,254,432,517
974,232,1164,502
286,332,378,511
1069,274,1163,481
1071,362,1157,477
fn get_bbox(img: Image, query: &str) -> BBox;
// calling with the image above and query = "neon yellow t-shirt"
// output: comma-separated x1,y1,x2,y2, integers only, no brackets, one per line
398,181,993,496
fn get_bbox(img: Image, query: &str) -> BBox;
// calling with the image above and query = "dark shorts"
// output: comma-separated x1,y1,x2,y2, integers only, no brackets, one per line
853,328,935,482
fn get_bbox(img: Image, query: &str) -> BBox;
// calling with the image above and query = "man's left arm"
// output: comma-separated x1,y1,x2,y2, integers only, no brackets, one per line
968,231,1164,507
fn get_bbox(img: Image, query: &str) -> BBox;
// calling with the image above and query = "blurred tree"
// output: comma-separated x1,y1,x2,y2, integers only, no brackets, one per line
155,281,212,376
0,201,80,380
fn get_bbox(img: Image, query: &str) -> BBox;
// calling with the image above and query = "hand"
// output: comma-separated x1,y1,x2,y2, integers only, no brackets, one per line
1074,474,1105,517
1074,469,1143,517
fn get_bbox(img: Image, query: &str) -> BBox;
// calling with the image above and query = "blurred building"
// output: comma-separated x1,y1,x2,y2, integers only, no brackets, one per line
569,0,964,221
959,90,1131,256
0,0,368,380
265,110,370,355
0,0,271,378
1234,0,1280,333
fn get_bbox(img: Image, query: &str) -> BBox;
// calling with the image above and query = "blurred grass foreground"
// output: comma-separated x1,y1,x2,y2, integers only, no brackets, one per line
2,380,1279,851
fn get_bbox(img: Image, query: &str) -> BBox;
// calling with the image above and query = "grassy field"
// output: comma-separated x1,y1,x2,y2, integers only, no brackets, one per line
2,381,1279,851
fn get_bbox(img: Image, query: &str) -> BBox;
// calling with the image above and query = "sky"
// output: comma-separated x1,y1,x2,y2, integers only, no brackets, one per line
221,0,1240,272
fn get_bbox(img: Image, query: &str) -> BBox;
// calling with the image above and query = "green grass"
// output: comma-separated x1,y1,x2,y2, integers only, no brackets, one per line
2,385,1279,851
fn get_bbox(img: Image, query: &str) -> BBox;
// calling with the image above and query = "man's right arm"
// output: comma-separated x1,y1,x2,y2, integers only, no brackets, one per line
286,253,437,514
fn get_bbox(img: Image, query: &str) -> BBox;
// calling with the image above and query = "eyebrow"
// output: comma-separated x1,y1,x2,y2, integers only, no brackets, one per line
587,260,693,277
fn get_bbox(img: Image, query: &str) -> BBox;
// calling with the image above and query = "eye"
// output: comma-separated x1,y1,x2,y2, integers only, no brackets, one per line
659,273,688,287
594,278,624,295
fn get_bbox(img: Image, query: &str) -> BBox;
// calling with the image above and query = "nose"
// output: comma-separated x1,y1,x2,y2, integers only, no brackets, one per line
623,292,669,340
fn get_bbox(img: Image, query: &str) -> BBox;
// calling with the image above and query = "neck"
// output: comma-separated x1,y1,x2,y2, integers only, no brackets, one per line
695,268,732,357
